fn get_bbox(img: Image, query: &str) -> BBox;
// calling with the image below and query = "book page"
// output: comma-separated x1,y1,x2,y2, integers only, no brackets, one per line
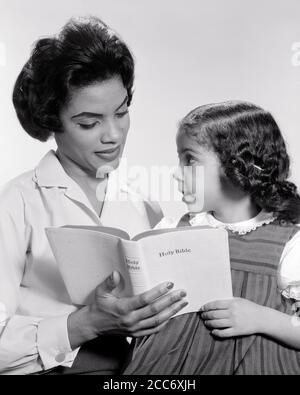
132,225,212,241
46,227,133,305
138,228,232,316
62,225,130,240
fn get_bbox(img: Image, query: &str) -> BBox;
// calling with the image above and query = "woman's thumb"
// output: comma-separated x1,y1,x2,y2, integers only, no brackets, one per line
97,270,121,295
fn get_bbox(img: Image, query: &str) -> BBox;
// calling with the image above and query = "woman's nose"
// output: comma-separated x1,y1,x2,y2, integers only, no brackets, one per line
100,120,122,144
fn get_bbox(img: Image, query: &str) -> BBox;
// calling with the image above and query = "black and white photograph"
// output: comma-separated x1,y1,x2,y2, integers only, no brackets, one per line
1,0,300,380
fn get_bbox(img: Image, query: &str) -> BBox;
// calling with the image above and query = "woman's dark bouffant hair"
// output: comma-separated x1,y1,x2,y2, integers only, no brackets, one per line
178,101,300,224
12,16,135,141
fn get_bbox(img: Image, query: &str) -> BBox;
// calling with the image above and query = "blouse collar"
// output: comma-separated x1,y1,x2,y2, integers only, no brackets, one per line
33,149,127,192
189,210,276,235
32,150,132,221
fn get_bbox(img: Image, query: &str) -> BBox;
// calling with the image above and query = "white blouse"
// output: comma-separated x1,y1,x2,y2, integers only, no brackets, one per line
0,150,162,375
157,211,300,301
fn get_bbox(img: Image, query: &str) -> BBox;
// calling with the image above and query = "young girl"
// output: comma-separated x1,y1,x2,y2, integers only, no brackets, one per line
123,101,300,375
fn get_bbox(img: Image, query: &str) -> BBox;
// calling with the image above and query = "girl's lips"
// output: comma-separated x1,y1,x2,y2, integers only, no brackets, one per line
182,194,196,204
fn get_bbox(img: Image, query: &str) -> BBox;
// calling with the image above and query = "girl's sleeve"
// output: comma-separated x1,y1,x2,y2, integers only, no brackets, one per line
278,229,300,301
0,184,77,374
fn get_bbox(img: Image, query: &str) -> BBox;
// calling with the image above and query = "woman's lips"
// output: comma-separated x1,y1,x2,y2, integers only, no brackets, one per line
94,147,121,160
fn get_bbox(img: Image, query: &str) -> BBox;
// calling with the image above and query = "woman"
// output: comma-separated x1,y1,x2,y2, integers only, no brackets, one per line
0,16,186,375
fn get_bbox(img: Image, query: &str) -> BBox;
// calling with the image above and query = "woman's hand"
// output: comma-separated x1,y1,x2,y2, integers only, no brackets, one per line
68,271,187,349
200,297,266,338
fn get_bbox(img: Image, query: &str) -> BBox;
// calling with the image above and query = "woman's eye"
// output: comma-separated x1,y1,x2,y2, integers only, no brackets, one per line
78,123,98,129
115,110,129,118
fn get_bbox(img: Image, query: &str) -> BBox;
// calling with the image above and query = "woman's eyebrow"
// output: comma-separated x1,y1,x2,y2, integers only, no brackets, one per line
71,112,102,119
71,95,128,119
115,95,128,111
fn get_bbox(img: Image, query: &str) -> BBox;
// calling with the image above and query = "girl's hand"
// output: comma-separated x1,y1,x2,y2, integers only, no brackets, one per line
200,298,266,338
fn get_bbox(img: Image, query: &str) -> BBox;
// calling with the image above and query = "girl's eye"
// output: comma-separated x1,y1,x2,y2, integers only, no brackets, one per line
115,110,129,118
78,123,98,129
185,155,197,165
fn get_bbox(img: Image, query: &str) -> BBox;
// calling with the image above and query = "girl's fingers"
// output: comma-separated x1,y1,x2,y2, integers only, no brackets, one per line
292,301,300,310
204,319,231,329
200,299,232,312
211,328,235,338
201,309,229,320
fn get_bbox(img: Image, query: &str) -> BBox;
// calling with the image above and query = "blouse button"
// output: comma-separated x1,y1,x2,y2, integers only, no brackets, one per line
55,353,66,363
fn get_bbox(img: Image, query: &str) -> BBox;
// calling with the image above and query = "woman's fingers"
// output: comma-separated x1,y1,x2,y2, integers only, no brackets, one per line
131,299,188,336
133,321,169,338
125,282,176,311
134,289,187,319
112,284,188,336
93,279,188,337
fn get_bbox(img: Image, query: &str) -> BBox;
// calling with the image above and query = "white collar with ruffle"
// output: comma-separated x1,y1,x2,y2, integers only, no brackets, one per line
189,210,276,235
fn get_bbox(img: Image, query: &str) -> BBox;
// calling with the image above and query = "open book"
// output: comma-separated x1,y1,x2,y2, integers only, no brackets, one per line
46,225,233,316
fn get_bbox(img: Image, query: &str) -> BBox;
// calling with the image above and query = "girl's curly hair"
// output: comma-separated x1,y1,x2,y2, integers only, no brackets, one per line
178,101,300,224
12,16,135,142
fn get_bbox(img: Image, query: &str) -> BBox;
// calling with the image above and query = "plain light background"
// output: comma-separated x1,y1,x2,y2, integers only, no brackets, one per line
1,0,300,217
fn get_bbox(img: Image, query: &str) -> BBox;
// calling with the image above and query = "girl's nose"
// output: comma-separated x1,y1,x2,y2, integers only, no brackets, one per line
173,166,183,182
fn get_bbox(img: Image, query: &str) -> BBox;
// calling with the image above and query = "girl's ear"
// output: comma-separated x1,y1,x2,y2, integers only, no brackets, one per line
218,165,228,180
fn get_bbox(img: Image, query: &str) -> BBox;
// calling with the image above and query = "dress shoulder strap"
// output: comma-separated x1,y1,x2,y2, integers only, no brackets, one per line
176,213,192,228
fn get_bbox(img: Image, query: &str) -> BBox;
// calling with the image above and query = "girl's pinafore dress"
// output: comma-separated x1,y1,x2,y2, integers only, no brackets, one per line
123,219,300,375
